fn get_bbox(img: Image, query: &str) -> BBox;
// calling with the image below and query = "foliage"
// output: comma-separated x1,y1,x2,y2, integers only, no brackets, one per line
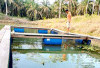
27,8,35,21
76,44,100,53
0,25,4,30
0,0,100,20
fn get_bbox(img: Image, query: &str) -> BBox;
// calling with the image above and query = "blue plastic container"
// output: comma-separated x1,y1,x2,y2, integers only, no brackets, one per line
50,30,58,34
43,38,62,45
14,28,24,32
75,39,91,45
38,30,48,34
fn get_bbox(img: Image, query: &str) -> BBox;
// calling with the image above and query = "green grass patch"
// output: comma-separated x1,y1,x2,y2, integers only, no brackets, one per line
0,13,5,16
0,13,5,20
0,25,4,30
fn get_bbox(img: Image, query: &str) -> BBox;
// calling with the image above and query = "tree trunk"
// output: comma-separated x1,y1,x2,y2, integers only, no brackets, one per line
92,2,94,15
0,5,1,12
86,4,88,14
98,5,100,15
68,0,70,11
6,0,8,15
59,0,62,18
68,0,72,12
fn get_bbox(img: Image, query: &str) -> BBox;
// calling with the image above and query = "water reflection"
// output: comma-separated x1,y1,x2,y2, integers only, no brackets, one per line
43,45,61,51
12,38,77,51
12,38,100,68
12,38,42,49
13,51,100,68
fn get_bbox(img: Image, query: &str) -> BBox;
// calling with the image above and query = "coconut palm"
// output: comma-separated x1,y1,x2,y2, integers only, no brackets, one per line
5,0,8,15
96,0,100,15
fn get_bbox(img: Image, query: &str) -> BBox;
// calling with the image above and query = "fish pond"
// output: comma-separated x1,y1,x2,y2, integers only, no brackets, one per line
11,38,100,68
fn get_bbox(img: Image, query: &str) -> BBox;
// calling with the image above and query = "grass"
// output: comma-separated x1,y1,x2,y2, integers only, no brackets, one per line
0,25,4,30
0,13,100,37
36,15,100,37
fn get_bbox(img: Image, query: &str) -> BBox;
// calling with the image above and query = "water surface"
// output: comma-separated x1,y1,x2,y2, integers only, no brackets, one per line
12,38,100,68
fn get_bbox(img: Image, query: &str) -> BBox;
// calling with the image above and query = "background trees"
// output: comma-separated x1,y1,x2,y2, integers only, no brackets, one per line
96,0,100,15
0,0,99,21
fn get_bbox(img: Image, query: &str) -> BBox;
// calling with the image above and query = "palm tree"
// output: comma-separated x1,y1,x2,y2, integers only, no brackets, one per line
88,0,95,15
97,0,100,15
41,0,51,18
59,0,62,18
91,0,95,15
63,0,78,16
71,0,78,15
0,0,4,12
86,0,89,14
5,0,14,15
81,0,88,14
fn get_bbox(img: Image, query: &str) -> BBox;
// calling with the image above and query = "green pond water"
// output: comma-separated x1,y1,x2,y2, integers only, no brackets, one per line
12,38,100,68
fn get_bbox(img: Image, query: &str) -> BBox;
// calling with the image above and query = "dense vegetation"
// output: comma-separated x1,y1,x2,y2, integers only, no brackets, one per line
0,0,100,21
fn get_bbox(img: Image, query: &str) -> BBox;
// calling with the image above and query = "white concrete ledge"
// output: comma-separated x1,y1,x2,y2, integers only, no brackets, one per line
0,25,11,68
